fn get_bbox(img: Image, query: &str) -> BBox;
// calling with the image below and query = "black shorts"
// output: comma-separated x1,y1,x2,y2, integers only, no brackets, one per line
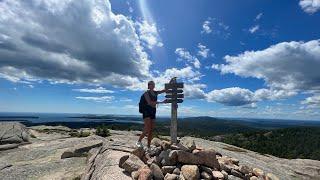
142,106,156,119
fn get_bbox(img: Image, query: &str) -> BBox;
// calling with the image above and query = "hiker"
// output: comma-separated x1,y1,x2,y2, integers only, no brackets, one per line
136,80,166,149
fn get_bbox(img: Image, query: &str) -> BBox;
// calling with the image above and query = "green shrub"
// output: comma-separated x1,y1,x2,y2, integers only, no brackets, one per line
95,125,111,137
69,130,91,137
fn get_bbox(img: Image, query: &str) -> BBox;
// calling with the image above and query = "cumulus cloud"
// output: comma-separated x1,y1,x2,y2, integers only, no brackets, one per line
249,25,260,33
184,84,207,99
206,87,255,106
136,20,163,49
301,94,320,108
175,48,201,68
212,40,320,106
253,89,297,101
76,96,114,102
201,20,212,34
126,66,203,91
204,87,297,106
197,43,210,59
0,0,151,87
72,87,114,93
299,0,320,14
215,40,320,91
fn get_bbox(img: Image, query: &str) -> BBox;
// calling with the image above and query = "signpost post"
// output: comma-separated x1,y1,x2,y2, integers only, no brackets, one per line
164,78,184,144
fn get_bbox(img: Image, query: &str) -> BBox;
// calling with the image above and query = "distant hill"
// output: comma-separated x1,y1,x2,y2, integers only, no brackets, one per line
221,127,320,160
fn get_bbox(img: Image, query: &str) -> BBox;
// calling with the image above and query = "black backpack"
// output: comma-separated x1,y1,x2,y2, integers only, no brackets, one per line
139,92,147,113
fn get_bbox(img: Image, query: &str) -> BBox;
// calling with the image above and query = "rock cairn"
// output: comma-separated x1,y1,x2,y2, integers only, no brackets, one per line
119,138,279,180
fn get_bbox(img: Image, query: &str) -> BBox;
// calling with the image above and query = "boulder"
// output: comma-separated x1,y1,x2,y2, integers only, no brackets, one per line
164,173,179,180
181,165,200,180
61,140,103,159
162,140,172,150
181,139,196,151
150,163,164,180
138,166,152,180
122,154,146,173
221,170,228,179
151,138,162,147
171,143,190,152
148,146,162,157
265,173,279,180
0,122,30,144
199,165,213,174
252,168,264,177
119,155,129,168
250,176,258,180
159,149,175,166
162,166,176,175
228,175,242,180
177,150,220,169
132,148,146,160
169,150,178,164
239,165,253,174
173,168,180,175
200,171,212,180
212,171,224,180
132,171,140,180
230,169,244,178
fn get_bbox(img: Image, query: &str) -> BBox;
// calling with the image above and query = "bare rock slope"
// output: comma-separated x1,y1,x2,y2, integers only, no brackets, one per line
84,130,320,180
0,122,319,180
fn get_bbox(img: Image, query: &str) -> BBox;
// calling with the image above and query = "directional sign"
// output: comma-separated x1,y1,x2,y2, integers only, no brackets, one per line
166,89,183,94
165,83,184,90
165,94,184,99
165,99,183,103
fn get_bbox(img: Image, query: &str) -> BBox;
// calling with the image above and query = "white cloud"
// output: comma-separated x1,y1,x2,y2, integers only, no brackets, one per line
119,98,133,102
254,89,297,101
175,48,201,68
301,94,320,109
212,40,320,106
126,66,203,91
197,43,210,58
215,40,320,91
201,20,212,34
76,96,114,102
184,84,207,99
255,13,263,21
73,87,114,93
0,0,152,87
249,25,260,33
201,18,230,38
299,0,320,14
136,20,163,49
206,87,255,106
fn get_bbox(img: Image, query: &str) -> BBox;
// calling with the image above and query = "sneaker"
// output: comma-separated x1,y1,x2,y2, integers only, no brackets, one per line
136,141,143,148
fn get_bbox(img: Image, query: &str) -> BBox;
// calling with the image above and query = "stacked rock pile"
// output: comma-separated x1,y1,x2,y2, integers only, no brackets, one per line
118,138,279,180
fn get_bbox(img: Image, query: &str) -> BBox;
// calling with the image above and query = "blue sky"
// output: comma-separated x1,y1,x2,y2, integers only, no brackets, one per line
0,0,320,120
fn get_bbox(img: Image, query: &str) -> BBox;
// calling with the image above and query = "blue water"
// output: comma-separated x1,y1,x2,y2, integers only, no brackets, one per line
0,112,143,124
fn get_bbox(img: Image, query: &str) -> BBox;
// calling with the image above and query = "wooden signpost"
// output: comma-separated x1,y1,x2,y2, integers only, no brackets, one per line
164,78,184,144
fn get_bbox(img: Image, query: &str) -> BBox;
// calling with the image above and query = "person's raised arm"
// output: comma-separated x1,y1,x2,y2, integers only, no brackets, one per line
156,89,166,94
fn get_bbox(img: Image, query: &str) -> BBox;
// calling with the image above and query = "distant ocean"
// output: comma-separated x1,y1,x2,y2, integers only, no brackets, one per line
0,112,143,124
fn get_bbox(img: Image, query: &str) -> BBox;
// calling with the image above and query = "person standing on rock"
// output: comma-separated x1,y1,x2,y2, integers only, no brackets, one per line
136,80,166,149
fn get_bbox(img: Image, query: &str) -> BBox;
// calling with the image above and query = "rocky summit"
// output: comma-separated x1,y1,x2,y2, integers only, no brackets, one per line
0,122,320,180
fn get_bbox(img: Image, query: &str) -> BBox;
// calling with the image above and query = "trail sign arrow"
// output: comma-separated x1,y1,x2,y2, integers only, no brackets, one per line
166,89,183,94
165,99,183,103
165,94,184,99
165,83,184,90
